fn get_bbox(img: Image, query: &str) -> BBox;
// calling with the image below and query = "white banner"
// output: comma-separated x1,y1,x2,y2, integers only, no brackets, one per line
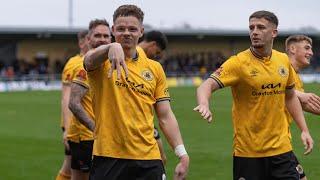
0,81,61,92
300,74,320,83
0,74,319,92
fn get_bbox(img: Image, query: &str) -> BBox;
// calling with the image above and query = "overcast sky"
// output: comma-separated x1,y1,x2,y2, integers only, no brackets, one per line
0,0,319,31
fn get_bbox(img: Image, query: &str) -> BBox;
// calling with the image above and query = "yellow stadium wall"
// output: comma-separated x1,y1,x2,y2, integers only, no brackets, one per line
17,39,78,72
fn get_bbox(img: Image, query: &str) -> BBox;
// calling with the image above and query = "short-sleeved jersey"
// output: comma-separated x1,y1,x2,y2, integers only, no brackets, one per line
87,48,170,160
292,69,304,92
61,55,83,84
210,48,295,157
67,60,95,143
60,54,83,127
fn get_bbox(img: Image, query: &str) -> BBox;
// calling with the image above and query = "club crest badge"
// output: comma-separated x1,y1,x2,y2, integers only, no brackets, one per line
141,70,154,81
296,164,304,175
278,66,288,77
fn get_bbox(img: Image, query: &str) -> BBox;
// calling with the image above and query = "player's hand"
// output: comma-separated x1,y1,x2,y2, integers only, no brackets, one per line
299,92,320,113
193,104,213,123
174,155,189,180
62,130,70,151
301,130,313,155
107,43,128,80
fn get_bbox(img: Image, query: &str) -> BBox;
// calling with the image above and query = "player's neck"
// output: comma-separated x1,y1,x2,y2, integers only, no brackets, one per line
251,46,272,58
124,47,138,60
290,57,301,72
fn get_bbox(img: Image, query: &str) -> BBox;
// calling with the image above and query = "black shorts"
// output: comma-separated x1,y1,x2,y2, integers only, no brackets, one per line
233,151,301,180
90,156,165,180
61,127,71,155
68,140,94,172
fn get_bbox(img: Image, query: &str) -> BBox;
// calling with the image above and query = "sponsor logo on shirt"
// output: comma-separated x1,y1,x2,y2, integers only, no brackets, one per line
251,83,284,96
115,78,151,97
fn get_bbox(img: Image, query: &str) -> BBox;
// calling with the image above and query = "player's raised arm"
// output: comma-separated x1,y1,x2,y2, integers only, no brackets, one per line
84,42,128,79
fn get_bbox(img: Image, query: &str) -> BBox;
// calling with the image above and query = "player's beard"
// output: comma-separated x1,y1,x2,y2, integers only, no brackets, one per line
251,43,264,49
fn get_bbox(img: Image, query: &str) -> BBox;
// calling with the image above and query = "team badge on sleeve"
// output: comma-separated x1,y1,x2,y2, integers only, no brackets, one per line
76,69,87,81
66,74,71,81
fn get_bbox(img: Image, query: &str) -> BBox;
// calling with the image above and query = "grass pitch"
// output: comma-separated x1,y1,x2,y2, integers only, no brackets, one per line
0,84,319,179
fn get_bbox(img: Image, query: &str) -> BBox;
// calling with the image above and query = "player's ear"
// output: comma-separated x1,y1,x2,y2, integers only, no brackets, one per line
272,28,278,38
289,44,296,54
140,26,144,38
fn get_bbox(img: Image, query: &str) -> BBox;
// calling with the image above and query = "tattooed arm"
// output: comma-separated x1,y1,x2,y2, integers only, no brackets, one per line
69,82,95,131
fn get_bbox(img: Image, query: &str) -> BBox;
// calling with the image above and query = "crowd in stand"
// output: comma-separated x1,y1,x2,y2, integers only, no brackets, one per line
0,57,63,81
161,51,226,78
1,50,320,81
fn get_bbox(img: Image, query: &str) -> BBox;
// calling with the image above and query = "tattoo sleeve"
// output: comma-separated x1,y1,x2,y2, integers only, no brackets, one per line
69,83,95,131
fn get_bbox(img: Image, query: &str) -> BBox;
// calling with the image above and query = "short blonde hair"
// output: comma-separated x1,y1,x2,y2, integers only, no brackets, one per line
285,35,312,53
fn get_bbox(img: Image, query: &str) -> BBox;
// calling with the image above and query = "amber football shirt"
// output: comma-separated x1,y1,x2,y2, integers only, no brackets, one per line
292,69,304,92
87,49,170,160
211,48,295,157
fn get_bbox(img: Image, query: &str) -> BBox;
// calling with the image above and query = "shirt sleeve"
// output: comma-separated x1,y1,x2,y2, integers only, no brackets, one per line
286,64,295,89
210,56,240,88
61,62,72,84
72,63,90,89
154,62,170,102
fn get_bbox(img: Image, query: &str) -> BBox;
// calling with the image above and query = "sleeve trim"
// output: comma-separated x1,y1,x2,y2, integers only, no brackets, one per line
156,97,171,103
72,80,89,89
209,76,224,88
62,81,71,85
286,84,295,89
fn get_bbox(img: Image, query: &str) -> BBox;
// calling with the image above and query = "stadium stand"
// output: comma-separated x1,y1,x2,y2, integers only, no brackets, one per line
0,27,319,83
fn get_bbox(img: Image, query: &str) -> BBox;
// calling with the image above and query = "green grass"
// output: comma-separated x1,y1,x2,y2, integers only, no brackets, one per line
0,84,319,179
